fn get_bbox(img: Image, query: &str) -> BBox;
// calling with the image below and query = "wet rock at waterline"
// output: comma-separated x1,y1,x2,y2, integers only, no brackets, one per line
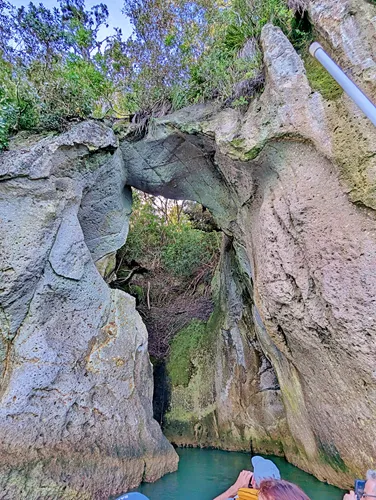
1,15,376,500
0,123,178,498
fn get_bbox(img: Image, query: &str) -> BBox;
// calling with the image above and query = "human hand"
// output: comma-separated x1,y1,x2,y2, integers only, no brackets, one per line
234,470,253,489
343,491,356,500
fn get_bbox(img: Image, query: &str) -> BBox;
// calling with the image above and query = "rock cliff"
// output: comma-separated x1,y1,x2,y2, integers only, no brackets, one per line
119,21,376,488
1,0,376,496
0,124,178,499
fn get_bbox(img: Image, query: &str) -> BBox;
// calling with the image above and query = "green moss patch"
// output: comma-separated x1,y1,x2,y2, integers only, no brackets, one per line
167,303,224,388
167,320,207,387
317,440,349,473
304,57,343,100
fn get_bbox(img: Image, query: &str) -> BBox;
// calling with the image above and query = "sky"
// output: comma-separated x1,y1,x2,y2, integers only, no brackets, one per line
10,0,133,40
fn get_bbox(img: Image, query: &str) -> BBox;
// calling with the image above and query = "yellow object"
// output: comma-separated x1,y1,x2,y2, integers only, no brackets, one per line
237,488,259,499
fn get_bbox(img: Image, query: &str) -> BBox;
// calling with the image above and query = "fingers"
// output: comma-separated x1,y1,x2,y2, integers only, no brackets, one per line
235,470,254,488
238,470,253,479
343,492,356,500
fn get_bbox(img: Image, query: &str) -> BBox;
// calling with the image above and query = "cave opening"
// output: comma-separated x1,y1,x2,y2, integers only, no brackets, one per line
111,190,222,425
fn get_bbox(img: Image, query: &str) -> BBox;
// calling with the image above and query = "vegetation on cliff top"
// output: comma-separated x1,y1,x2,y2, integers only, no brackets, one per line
0,0,312,149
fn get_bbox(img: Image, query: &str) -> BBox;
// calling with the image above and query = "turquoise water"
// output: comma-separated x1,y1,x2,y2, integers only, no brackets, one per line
134,448,345,499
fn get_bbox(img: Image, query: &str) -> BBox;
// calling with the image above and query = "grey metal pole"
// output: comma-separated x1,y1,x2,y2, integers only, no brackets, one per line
309,42,376,127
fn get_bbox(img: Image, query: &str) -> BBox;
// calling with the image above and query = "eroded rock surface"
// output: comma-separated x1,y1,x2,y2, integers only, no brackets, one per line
1,2,376,495
164,236,292,457
117,22,376,487
0,123,178,499
309,0,376,94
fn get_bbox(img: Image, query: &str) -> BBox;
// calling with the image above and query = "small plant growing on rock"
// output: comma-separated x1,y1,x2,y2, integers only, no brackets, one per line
231,96,249,108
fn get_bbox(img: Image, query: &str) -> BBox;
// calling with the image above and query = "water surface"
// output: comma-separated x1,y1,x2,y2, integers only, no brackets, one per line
134,448,345,499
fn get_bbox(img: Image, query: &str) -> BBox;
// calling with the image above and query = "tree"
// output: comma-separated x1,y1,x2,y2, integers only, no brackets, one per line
0,1,14,57
0,0,133,142
12,3,66,68
123,0,221,110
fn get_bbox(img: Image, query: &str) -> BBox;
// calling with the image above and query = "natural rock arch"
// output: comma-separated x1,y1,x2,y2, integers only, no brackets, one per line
1,22,376,499
120,118,376,486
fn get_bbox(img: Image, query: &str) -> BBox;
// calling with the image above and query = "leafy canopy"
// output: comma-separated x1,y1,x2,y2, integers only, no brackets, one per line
0,0,310,149
0,0,130,146
120,191,220,278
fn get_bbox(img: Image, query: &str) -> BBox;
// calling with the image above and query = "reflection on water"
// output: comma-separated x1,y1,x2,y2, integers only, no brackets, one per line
133,448,345,500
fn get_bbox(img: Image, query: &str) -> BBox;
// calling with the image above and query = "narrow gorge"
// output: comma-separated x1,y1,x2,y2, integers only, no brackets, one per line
1,1,376,498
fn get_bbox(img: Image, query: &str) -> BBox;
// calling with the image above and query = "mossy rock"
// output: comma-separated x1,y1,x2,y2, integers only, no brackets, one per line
112,119,131,139
317,440,349,474
167,320,207,387
304,57,343,101
129,284,144,302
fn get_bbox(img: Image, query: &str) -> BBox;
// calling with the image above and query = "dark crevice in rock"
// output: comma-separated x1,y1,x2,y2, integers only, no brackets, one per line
276,324,293,355
152,360,171,427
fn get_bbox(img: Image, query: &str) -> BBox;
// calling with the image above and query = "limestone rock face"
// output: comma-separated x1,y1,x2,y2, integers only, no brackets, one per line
308,0,376,209
120,125,238,230
118,22,376,487
309,0,376,94
0,123,178,499
164,236,291,457
2,3,376,494
246,140,376,485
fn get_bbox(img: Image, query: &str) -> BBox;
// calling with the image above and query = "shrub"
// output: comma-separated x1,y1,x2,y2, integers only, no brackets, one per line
187,46,262,104
121,191,220,277
162,227,219,277
178,0,299,106
121,192,165,266
34,58,110,130
0,88,15,149
0,114,9,150
0,0,127,145
232,96,250,108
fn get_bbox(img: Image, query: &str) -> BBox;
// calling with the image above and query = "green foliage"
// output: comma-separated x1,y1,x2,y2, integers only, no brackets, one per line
123,194,163,264
128,284,145,302
0,0,130,148
0,113,10,150
122,0,301,108
167,320,207,387
219,0,294,51
0,78,14,149
162,227,219,277
231,96,249,108
0,0,316,149
187,44,262,103
304,57,343,100
34,56,114,129
122,191,220,277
